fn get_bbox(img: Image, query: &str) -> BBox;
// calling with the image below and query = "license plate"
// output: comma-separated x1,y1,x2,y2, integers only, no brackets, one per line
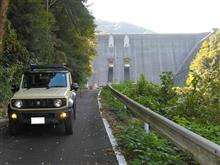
31,117,45,124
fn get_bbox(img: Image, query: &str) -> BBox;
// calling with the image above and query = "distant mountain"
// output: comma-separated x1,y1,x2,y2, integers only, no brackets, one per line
95,20,154,34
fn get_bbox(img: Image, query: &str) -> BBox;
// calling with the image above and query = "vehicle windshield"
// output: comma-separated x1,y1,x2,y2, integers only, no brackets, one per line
22,72,67,88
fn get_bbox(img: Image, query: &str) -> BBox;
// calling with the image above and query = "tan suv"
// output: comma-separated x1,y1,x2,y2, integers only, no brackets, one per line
8,64,79,135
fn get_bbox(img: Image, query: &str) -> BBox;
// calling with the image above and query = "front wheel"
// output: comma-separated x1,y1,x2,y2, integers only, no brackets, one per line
64,112,73,135
73,103,76,120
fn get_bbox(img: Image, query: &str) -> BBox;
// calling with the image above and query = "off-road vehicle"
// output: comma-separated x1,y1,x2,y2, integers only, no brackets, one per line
8,64,79,135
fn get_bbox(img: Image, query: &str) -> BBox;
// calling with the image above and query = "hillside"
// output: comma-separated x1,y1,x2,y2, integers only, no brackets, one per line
95,19,154,34
0,0,95,105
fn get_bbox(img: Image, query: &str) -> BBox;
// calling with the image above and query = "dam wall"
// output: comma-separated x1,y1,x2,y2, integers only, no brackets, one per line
88,33,210,87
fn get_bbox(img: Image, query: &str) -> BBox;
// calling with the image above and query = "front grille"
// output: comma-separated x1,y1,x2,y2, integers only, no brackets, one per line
22,99,55,108
12,98,66,109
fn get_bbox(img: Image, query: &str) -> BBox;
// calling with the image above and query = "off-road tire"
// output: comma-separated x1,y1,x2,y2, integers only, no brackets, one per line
65,112,73,135
73,103,76,120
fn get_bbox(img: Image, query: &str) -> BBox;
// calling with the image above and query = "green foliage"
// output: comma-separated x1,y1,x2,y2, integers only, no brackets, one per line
101,86,124,110
101,87,195,164
114,76,162,112
104,66,219,163
173,116,220,144
51,0,96,83
186,30,220,115
160,72,175,104
0,0,9,52
7,0,55,63
111,31,220,140
112,70,220,145
0,21,29,106
0,65,11,104
2,21,30,66
116,120,185,165
101,86,130,122
137,75,160,98
0,0,96,105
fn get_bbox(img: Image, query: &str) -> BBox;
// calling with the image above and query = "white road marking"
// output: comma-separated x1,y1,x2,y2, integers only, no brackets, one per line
97,90,127,165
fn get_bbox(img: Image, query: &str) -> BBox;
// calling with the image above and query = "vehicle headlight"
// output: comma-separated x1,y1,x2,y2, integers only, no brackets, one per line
54,99,62,107
15,100,23,108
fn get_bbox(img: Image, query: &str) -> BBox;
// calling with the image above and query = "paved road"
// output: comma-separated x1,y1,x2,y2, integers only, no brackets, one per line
0,90,118,165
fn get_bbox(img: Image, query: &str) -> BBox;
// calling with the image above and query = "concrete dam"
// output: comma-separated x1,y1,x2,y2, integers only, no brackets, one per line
88,33,210,87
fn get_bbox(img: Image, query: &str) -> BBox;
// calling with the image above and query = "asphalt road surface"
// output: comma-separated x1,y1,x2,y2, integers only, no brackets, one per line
0,90,118,165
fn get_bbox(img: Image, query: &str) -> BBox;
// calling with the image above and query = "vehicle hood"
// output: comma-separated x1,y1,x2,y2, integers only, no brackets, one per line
12,88,69,99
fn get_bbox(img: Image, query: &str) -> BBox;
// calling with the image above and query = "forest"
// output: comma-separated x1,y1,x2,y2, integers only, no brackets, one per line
0,0,96,108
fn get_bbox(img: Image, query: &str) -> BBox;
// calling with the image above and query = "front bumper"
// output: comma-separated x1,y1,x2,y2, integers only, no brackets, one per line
8,108,72,124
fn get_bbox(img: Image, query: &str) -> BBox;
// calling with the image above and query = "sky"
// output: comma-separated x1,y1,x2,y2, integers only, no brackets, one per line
86,0,220,33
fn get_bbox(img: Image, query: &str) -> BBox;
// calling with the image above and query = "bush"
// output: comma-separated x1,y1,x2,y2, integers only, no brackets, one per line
116,120,185,165
101,86,196,164
112,71,220,144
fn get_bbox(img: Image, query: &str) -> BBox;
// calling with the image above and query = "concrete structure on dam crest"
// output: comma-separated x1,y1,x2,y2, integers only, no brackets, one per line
88,33,211,87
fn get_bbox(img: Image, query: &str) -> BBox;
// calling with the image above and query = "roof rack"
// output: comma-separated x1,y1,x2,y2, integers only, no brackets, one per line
30,64,69,71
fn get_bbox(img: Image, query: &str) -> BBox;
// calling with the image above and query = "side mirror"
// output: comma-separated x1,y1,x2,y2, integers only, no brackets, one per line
11,85,19,93
71,83,79,91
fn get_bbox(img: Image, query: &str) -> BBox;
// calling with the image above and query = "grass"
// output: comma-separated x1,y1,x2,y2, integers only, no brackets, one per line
100,86,197,165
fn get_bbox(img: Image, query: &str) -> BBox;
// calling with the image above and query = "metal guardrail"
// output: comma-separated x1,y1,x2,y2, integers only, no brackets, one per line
108,84,220,165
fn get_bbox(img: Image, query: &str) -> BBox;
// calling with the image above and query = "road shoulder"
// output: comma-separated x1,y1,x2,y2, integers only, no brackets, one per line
97,90,127,165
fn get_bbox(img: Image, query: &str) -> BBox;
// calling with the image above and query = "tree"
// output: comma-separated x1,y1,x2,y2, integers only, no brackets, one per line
0,0,96,105
7,0,55,63
185,29,220,123
0,0,9,52
51,0,96,83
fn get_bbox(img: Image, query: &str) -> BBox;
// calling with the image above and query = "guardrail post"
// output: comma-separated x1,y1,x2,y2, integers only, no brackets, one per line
144,123,150,134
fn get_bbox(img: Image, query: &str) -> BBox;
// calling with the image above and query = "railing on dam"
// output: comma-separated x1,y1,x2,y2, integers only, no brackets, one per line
107,84,220,165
